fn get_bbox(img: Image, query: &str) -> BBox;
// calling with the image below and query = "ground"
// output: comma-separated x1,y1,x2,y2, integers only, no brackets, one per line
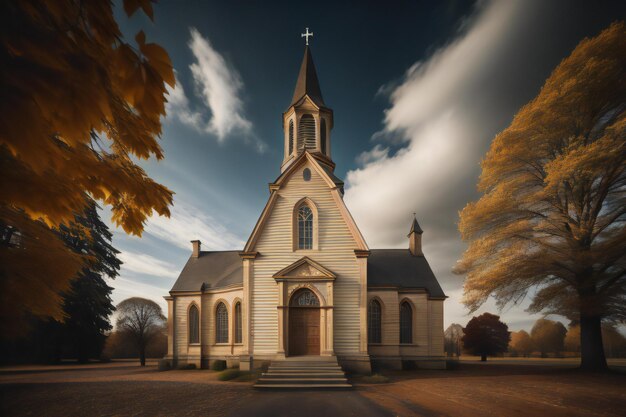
0,359,624,416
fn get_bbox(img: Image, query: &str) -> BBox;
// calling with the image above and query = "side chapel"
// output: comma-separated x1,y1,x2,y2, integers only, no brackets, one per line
164,43,446,373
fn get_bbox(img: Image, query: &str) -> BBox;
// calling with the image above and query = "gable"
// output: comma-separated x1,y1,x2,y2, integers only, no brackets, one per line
244,152,368,252
273,257,336,281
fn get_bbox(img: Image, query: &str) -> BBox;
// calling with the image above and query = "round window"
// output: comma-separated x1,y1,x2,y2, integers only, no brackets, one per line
303,168,311,181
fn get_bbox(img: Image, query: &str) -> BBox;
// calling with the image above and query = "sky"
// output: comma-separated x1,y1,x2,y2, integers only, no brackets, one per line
106,0,626,331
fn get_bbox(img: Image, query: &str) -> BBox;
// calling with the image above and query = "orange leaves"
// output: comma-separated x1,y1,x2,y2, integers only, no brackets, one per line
124,0,154,20
456,22,626,318
0,0,174,334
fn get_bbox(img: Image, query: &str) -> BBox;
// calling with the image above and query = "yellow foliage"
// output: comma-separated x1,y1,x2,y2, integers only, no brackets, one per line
0,1,175,335
456,22,626,324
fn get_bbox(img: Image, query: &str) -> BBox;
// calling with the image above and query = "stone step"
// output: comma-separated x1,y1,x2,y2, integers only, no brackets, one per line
265,371,345,375
267,366,341,371
272,361,339,366
259,375,347,381
262,373,346,378
255,383,353,390
254,357,352,390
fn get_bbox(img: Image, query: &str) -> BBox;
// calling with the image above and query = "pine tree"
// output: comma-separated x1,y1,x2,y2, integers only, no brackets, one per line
55,200,120,362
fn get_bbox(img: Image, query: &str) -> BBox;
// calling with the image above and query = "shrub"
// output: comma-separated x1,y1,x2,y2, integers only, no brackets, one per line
158,359,171,371
178,363,196,370
445,359,459,370
211,360,227,371
218,369,242,381
360,373,389,384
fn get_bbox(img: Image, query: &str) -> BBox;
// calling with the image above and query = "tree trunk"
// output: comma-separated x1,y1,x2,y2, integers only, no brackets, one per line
140,347,146,366
579,313,607,371
481,354,487,362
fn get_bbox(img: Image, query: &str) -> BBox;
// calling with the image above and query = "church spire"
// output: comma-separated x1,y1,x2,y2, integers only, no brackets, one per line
408,214,424,256
291,46,325,107
281,31,334,173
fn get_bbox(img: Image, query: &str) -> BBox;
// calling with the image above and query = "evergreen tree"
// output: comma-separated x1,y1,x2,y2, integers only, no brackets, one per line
55,200,120,362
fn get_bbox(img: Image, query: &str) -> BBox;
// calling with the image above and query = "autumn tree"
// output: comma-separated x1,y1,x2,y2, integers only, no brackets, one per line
444,323,464,357
462,313,510,361
509,330,534,357
0,1,174,335
115,297,165,366
564,325,581,353
455,22,626,371
530,319,567,357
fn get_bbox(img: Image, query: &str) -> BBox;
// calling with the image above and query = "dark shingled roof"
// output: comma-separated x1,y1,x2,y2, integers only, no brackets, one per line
170,251,242,292
170,250,445,298
291,46,325,107
367,249,446,299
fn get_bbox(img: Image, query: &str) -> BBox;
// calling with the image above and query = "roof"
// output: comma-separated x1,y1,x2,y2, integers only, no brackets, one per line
291,46,325,107
169,249,445,298
367,249,446,298
409,217,423,235
170,251,242,292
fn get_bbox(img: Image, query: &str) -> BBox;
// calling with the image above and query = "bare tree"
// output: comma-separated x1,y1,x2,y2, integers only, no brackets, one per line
444,324,464,357
115,298,166,366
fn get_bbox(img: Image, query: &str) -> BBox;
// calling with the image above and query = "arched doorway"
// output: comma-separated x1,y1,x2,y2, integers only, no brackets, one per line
288,288,320,356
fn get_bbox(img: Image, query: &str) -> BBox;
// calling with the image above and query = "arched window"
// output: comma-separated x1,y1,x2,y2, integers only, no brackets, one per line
400,301,413,344
288,120,294,155
290,288,320,306
298,114,316,150
216,302,228,343
189,304,199,344
368,299,382,344
320,119,327,154
298,205,313,250
234,302,242,344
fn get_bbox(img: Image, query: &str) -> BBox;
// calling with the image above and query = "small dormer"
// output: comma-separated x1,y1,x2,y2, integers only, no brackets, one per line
281,46,334,173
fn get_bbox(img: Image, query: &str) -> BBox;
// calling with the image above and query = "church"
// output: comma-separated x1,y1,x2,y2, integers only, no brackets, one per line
164,43,446,374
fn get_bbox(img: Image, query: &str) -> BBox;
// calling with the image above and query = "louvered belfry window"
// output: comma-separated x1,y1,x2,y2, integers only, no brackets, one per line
368,299,382,343
298,114,316,150
320,118,327,154
298,205,313,249
189,304,200,344
216,302,228,343
288,120,294,155
400,301,413,344
234,302,242,344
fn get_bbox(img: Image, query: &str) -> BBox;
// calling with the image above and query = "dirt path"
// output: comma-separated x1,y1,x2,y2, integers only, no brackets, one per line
1,361,624,417
357,364,626,417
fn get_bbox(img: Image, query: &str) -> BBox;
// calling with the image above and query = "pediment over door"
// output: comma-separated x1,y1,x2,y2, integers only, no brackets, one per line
273,257,336,282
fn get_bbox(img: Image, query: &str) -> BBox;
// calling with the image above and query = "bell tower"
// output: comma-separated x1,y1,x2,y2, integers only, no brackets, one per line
281,35,334,173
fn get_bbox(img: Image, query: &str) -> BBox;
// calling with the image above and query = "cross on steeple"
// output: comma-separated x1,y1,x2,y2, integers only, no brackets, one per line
301,27,313,46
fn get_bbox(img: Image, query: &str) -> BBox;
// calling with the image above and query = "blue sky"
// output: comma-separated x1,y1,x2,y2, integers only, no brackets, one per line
105,0,626,331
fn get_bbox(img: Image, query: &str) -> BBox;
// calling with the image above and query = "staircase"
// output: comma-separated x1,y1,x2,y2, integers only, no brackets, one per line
254,356,352,390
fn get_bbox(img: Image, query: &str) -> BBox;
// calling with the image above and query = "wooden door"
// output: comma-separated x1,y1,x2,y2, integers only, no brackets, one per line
289,308,320,355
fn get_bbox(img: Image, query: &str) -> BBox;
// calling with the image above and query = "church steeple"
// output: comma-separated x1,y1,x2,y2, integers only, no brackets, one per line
408,215,424,256
291,46,325,108
281,34,334,173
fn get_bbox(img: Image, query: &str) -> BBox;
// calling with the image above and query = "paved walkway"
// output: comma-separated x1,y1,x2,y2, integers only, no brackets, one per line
228,390,393,417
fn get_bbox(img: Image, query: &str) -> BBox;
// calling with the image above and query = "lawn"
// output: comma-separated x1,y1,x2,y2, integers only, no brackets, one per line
0,359,624,416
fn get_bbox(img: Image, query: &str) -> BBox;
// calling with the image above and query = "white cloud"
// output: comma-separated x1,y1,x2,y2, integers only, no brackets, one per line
144,198,245,252
166,28,266,152
165,72,204,130
344,0,549,329
118,251,178,279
